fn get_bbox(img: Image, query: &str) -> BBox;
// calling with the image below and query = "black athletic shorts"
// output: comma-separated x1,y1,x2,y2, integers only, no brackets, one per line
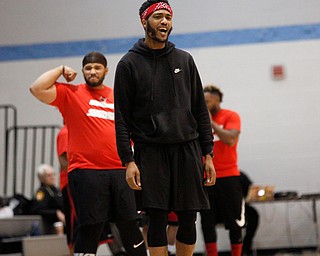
200,176,245,230
134,139,210,211
68,169,138,227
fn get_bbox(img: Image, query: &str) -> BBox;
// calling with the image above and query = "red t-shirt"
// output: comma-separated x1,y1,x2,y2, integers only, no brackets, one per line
51,83,124,172
56,125,68,189
212,109,241,178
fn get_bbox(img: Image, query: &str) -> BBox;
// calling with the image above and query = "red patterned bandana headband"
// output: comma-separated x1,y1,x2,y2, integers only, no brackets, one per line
140,2,173,20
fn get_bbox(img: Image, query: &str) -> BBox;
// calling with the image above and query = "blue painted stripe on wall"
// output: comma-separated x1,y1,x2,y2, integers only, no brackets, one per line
1,23,319,62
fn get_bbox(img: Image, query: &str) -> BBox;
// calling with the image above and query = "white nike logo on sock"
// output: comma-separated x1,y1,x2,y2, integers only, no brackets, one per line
133,240,144,248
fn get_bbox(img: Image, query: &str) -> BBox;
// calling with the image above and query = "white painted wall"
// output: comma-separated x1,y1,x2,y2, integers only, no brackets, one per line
1,0,320,45
193,40,320,194
1,0,320,253
190,40,320,251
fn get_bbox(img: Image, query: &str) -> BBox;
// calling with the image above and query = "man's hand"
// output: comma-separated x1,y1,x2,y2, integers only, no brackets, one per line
204,154,216,186
56,209,65,224
62,66,77,82
125,161,142,190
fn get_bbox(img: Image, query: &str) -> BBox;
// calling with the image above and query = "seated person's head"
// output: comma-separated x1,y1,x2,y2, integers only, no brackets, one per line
36,164,56,186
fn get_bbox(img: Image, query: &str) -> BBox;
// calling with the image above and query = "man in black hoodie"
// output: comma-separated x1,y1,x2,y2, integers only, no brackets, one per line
114,1,216,255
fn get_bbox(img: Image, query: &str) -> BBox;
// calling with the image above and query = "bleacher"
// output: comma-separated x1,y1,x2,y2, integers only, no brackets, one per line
0,104,66,255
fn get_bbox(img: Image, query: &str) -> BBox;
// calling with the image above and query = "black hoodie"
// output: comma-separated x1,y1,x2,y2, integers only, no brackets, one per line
114,39,213,165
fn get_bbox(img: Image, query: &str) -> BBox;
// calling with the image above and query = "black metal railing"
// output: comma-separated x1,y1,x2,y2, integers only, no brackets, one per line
0,104,17,196
1,104,61,198
5,125,61,198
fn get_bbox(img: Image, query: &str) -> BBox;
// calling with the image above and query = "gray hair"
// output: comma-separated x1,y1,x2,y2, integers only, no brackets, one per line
36,163,54,182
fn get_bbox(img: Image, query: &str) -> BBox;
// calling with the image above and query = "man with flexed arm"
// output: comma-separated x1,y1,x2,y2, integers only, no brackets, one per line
30,52,147,256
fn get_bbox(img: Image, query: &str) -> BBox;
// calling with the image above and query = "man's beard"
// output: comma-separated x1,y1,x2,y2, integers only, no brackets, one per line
210,106,219,116
146,22,172,43
84,75,105,87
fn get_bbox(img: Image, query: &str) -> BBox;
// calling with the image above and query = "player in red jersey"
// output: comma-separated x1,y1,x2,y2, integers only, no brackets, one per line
56,125,76,255
200,85,244,256
30,52,146,256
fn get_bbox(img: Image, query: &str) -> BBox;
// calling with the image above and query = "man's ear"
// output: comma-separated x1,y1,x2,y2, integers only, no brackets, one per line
105,67,109,75
141,19,147,29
